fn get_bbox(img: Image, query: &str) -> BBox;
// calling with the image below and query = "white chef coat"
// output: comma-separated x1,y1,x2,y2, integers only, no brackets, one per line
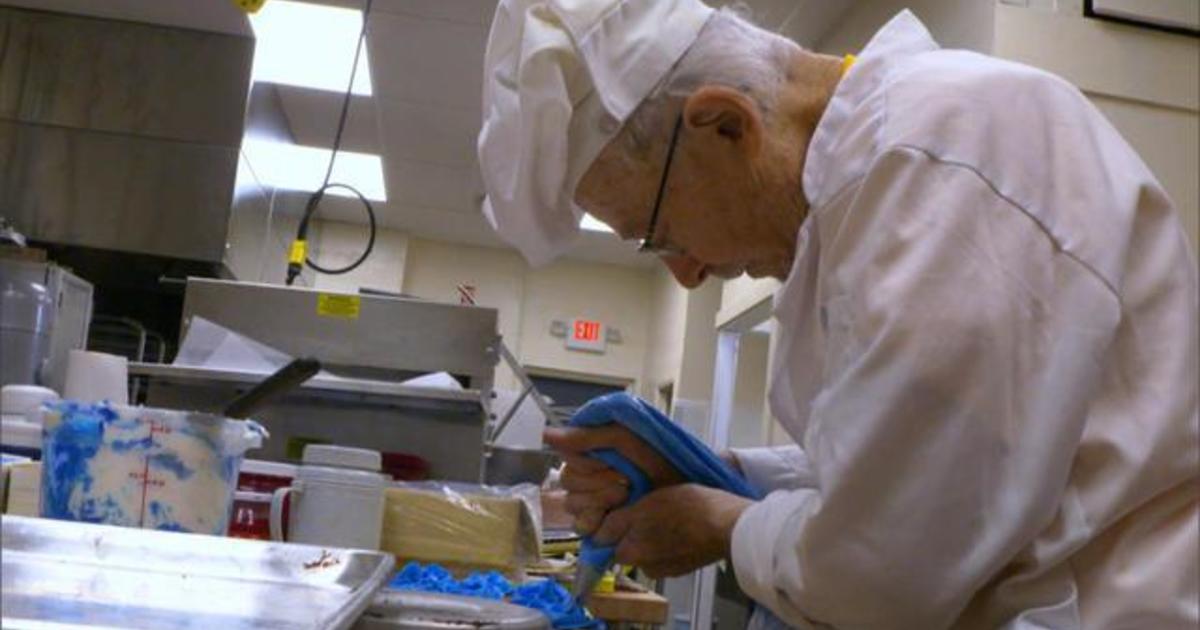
729,11,1199,629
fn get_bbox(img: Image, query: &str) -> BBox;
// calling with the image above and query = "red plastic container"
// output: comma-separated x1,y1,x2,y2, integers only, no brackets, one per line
227,460,298,539
381,452,430,481
227,491,273,540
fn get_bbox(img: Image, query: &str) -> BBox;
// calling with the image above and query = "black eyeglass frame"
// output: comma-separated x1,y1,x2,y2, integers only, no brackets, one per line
637,114,686,256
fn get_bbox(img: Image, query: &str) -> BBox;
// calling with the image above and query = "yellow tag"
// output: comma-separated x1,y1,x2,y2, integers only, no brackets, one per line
317,294,361,319
594,573,616,593
232,0,267,14
289,240,307,265
841,54,857,76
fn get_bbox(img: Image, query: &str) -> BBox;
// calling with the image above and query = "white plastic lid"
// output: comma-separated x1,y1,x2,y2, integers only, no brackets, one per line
240,459,299,479
302,444,381,471
297,464,388,488
233,490,273,503
1,385,59,420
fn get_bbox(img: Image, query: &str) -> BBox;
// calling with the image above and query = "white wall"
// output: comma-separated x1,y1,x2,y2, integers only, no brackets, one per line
642,266,690,400
401,237,528,390
717,275,779,328
518,259,655,386
728,332,771,449
639,268,723,415
309,220,408,294
994,0,1200,250
815,0,995,54
676,279,723,402
402,237,656,391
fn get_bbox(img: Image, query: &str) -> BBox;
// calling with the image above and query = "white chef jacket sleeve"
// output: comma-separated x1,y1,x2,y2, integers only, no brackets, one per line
730,146,1120,628
731,446,818,492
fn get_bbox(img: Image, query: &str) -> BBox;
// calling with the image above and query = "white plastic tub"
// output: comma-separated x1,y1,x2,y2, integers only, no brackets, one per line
40,401,265,535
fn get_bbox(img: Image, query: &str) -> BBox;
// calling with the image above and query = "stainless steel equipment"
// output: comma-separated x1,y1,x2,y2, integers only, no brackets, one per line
0,257,94,391
484,446,558,486
178,279,498,390
0,514,395,630
355,591,550,629
132,278,502,482
0,4,252,264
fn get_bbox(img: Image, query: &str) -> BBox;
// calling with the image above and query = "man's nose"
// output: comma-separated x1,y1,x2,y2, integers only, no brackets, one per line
662,255,707,288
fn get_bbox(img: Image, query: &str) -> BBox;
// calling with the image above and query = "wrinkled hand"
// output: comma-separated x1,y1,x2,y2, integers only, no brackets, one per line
594,484,752,578
543,425,682,535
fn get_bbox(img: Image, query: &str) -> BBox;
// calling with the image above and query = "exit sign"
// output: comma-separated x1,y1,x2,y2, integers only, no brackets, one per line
566,318,606,353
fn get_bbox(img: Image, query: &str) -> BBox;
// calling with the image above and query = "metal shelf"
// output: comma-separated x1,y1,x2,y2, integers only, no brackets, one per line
128,362,485,411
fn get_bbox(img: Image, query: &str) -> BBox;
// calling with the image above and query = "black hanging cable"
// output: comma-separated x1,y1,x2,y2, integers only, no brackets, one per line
286,0,377,285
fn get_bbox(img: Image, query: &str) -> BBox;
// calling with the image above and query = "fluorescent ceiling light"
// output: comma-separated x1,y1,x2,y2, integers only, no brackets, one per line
249,0,372,95
580,214,615,233
242,138,387,201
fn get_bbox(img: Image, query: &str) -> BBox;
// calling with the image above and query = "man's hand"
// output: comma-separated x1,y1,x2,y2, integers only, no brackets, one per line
544,425,682,535
593,484,752,578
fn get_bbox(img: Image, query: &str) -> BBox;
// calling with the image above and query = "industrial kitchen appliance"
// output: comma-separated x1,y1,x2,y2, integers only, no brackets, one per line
130,278,502,482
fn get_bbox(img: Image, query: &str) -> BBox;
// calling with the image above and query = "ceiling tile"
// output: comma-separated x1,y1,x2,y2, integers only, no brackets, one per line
379,102,479,167
367,12,487,110
385,159,480,210
372,0,497,25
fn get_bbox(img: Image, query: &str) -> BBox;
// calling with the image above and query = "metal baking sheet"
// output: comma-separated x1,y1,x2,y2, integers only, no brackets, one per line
354,591,549,630
1,515,395,630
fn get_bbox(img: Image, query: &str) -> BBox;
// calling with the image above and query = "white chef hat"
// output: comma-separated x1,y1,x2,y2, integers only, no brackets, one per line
478,0,714,266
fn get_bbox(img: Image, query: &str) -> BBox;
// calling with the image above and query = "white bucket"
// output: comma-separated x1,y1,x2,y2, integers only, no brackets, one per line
40,401,265,535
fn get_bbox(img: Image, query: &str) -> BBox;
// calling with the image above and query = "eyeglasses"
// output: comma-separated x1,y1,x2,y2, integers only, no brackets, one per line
638,114,686,257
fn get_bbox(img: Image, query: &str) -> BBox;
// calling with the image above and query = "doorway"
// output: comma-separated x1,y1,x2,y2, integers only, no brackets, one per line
527,370,631,421
666,297,780,630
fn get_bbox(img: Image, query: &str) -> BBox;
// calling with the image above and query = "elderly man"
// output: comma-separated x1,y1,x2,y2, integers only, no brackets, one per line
478,1,1198,628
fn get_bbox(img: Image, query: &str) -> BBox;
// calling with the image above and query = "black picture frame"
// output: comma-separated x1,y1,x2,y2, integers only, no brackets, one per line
1083,0,1200,38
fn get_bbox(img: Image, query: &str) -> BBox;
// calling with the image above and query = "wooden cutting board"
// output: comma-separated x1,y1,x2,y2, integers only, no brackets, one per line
586,590,669,624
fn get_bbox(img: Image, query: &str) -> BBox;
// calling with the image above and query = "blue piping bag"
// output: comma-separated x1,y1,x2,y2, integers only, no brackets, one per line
566,393,762,599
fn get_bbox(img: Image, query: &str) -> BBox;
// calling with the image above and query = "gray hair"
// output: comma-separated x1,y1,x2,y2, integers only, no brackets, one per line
620,7,800,159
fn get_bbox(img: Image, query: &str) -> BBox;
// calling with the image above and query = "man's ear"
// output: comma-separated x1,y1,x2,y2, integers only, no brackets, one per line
682,86,764,158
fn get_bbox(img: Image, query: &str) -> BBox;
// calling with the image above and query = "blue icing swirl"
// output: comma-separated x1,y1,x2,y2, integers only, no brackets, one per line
41,404,109,520
111,436,156,452
76,495,127,524
147,500,187,532
147,452,194,480
219,452,240,484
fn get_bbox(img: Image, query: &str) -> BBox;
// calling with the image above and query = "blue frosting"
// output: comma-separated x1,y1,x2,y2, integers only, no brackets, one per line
510,580,602,629
389,562,603,629
147,500,187,531
147,453,194,480
111,436,155,452
41,403,113,521
391,562,513,600
75,495,125,524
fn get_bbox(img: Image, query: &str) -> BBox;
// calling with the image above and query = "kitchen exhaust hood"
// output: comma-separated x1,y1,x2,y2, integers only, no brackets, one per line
0,2,254,264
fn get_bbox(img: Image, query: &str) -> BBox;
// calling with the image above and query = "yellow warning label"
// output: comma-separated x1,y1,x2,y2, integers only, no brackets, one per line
317,294,361,319
289,240,307,265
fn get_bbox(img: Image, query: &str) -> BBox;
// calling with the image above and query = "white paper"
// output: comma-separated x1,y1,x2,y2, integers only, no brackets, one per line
491,389,551,449
173,316,292,374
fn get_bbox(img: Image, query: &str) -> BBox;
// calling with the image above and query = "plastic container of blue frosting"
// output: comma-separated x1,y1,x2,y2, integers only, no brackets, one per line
39,401,266,535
